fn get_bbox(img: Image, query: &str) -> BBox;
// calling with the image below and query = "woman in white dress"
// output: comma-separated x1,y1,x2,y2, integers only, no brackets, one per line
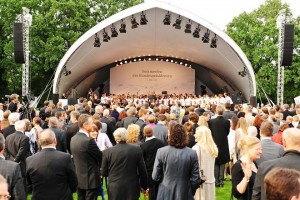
192,126,218,200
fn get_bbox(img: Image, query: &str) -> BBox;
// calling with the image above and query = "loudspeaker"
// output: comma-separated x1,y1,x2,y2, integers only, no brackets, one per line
162,91,167,95
13,22,25,63
250,96,257,108
52,93,59,105
68,98,77,105
282,24,294,66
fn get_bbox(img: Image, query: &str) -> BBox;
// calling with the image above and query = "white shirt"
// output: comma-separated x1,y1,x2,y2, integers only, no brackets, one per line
96,131,113,151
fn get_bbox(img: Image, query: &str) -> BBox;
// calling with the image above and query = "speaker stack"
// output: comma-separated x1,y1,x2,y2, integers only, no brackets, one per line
282,24,294,66
13,22,25,64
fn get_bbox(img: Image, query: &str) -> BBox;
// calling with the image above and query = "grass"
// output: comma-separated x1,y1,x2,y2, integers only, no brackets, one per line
27,179,232,200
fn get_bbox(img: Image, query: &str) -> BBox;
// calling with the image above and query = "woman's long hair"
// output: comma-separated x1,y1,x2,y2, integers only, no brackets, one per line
195,126,218,158
168,123,188,148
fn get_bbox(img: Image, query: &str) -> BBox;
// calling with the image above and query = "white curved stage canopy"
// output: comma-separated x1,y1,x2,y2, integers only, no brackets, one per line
53,0,256,101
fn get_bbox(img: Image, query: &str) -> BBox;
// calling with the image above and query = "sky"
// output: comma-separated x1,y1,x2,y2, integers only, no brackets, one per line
152,0,300,30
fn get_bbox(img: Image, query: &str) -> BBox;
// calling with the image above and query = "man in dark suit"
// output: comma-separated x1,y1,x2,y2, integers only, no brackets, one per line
64,111,80,154
101,109,116,145
208,105,230,187
48,117,67,152
252,128,300,200
8,94,19,113
140,126,164,200
26,129,77,200
102,128,148,200
256,121,284,166
222,102,236,120
153,114,168,145
135,108,148,142
0,134,26,200
71,114,102,200
4,120,31,193
281,104,295,120
52,102,64,116
2,112,20,139
181,106,195,125
121,107,138,128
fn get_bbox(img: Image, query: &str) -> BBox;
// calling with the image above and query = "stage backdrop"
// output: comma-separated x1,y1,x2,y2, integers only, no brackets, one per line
110,61,195,94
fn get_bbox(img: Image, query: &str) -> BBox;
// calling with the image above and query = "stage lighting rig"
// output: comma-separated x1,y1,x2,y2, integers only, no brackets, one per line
111,24,118,37
163,11,171,25
103,29,110,42
63,66,71,76
119,19,126,33
140,11,148,25
173,15,182,29
93,33,101,47
193,25,200,38
238,67,247,77
131,15,139,29
202,29,210,43
184,19,192,33
210,34,217,48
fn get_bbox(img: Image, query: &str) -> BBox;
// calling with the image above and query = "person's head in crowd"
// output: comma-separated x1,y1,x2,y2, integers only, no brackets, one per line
224,103,231,111
126,124,140,144
138,108,148,120
253,115,264,129
231,115,239,130
23,119,32,132
48,117,59,128
194,126,218,158
202,112,211,122
50,104,56,111
95,105,103,114
269,107,276,116
78,114,94,134
262,107,269,115
55,111,66,121
0,175,10,200
56,102,62,109
184,122,193,134
93,120,102,133
278,122,289,133
10,94,19,104
286,116,293,124
89,124,99,140
3,111,11,121
238,135,262,159
32,117,41,127
113,128,128,144
198,116,208,127
260,121,273,137
143,125,153,138
103,109,110,117
67,105,75,112
264,167,300,200
168,123,187,149
275,112,283,121
237,117,249,136
234,105,240,112
293,115,299,122
215,105,224,115
69,111,80,123
169,113,176,121
84,105,91,114
39,129,57,148
44,107,52,119
282,104,289,111
148,115,156,124
92,113,100,121
14,120,26,133
0,134,5,154
43,100,49,107
237,111,246,118
157,114,167,124
188,106,195,113
153,107,160,115
127,107,137,116
8,112,20,125
118,110,127,121
282,128,300,151
74,104,81,112
188,113,199,124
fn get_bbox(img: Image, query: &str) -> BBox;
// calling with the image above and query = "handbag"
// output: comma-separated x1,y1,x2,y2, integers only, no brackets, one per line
197,144,206,185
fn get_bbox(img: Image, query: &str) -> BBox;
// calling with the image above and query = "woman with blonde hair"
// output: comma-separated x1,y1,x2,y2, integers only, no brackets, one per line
197,116,208,127
236,117,248,138
126,124,141,145
232,136,262,200
192,126,218,200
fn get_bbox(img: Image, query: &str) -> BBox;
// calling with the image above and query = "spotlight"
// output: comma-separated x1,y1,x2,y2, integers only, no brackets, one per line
210,34,217,48
238,68,247,77
93,33,101,47
131,15,139,29
103,29,110,42
63,66,71,76
111,24,118,37
193,25,200,38
173,15,182,29
140,11,148,25
119,19,126,33
202,29,210,43
184,19,192,33
163,11,171,25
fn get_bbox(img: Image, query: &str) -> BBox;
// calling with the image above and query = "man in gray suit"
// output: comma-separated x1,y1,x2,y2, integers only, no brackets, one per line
252,128,300,200
153,114,168,145
256,121,285,166
0,134,26,200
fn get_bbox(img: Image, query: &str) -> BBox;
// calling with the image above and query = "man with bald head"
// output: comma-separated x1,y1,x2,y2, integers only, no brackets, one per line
252,128,300,200
26,129,77,200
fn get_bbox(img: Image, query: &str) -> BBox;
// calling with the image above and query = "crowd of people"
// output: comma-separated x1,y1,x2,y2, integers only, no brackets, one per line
0,92,300,200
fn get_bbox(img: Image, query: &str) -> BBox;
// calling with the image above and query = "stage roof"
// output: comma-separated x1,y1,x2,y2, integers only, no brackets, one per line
53,0,256,101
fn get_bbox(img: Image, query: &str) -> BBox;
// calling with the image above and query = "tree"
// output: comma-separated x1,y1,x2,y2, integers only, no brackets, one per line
226,0,300,104
0,0,142,99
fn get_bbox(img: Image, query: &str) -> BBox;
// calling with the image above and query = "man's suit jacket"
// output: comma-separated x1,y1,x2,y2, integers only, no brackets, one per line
208,116,230,165
5,131,31,177
64,122,79,154
70,132,102,190
2,125,16,139
255,138,285,166
121,115,138,129
222,110,236,120
50,127,67,152
252,150,300,200
101,116,116,145
26,148,77,200
101,143,148,200
0,157,26,200
135,118,147,141
153,123,168,145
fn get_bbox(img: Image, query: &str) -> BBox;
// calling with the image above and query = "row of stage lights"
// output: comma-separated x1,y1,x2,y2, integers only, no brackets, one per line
93,11,217,48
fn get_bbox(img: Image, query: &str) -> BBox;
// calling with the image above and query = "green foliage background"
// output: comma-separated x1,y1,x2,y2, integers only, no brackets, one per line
0,0,299,104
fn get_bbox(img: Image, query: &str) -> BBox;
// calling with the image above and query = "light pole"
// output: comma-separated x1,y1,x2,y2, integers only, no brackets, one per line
15,7,32,97
276,9,286,106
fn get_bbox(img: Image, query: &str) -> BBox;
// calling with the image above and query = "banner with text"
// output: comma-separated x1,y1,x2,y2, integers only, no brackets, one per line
110,61,195,94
